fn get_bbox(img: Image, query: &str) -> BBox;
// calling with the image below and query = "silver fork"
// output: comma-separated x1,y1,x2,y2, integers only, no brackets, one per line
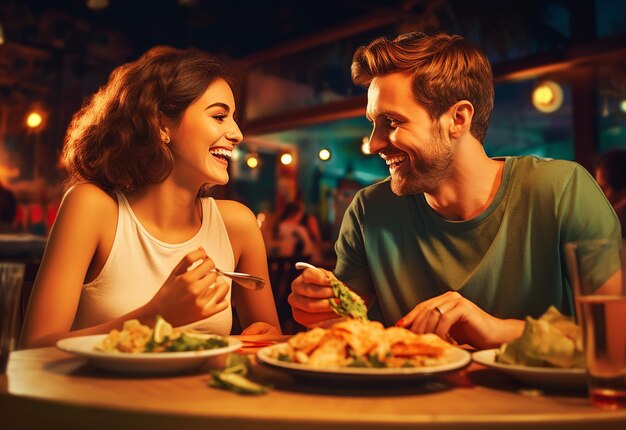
213,268,265,290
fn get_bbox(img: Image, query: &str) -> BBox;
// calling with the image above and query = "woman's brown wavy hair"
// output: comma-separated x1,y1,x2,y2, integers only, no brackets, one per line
351,32,494,143
63,46,238,194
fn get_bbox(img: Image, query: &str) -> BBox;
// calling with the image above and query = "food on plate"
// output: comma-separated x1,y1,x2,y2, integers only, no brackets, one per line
95,316,229,353
496,306,584,368
268,319,454,368
329,277,368,321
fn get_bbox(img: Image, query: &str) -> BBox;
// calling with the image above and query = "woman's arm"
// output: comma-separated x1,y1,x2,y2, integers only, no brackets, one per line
19,184,125,348
217,200,281,334
21,185,231,348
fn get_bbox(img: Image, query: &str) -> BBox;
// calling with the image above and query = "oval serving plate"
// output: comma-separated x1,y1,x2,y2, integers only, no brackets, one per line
57,334,242,375
472,349,586,389
257,343,471,383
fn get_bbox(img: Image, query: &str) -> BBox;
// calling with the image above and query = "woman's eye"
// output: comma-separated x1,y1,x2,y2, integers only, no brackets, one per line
213,114,226,122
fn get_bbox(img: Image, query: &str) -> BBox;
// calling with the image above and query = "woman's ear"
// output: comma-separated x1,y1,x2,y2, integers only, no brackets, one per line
158,114,171,144
160,128,170,144
448,100,474,139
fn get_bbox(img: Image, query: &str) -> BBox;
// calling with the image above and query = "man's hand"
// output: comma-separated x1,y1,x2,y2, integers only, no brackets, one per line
396,291,524,349
288,268,338,327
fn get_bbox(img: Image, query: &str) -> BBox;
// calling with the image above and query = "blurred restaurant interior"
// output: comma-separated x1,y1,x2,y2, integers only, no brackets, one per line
1,0,626,281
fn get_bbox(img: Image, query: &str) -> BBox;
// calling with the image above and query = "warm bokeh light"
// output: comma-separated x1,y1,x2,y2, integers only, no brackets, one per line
246,154,259,169
86,0,109,10
319,148,331,161
26,112,43,129
620,99,626,113
532,81,563,113
280,153,293,165
256,212,266,228
231,147,241,161
361,136,371,155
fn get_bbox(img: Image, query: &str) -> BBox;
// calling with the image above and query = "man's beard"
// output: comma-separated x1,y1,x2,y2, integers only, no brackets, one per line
390,124,453,196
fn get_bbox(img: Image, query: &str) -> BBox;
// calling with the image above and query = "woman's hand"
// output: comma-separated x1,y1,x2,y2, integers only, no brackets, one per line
241,321,281,335
288,268,338,327
396,291,524,349
144,248,229,326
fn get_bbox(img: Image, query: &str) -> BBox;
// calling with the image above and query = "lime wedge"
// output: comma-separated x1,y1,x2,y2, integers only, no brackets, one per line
153,315,173,344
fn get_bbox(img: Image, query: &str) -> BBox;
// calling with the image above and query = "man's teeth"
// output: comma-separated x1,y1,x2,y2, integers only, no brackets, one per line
384,155,407,166
209,148,232,159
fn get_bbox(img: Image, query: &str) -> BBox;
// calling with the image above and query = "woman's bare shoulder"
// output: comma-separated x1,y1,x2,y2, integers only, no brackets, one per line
214,199,255,222
60,183,118,217
213,199,259,235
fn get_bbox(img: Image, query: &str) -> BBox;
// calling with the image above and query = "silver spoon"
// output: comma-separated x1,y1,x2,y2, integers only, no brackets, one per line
213,268,265,290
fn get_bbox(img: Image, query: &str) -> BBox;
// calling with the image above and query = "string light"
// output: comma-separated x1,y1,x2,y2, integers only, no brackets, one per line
319,148,331,161
246,153,259,169
280,153,293,165
86,0,109,10
26,112,43,129
532,81,563,113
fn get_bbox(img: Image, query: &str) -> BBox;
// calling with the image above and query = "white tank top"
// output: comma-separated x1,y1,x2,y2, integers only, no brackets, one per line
72,193,234,335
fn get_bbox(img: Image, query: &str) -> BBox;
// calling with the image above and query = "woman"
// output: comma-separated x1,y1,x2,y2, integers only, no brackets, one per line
273,202,320,262
20,46,280,348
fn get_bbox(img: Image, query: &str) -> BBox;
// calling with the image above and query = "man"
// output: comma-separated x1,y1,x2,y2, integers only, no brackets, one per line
288,32,620,349
595,148,626,238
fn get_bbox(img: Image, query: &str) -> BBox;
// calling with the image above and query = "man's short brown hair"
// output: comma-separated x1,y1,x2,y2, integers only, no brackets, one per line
352,32,494,143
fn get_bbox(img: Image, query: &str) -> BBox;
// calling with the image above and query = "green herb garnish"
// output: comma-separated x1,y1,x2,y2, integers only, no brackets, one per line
208,353,269,395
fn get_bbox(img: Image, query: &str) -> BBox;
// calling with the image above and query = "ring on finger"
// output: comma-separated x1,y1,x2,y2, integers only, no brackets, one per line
434,305,444,316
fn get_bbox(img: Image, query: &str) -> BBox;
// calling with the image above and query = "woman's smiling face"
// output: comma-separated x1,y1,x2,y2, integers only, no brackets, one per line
165,78,243,188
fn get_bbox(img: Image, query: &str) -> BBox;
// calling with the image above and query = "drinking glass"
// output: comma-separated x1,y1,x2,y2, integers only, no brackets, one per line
0,262,25,373
565,238,626,409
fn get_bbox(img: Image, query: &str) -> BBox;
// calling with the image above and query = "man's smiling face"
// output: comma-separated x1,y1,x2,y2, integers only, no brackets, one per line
366,72,454,196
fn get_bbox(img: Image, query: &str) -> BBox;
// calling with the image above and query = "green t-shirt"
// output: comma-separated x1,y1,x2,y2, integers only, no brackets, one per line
334,156,621,325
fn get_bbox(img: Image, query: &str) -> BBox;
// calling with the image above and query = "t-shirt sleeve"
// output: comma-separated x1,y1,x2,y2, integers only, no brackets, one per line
557,164,621,245
333,191,376,299
557,164,622,287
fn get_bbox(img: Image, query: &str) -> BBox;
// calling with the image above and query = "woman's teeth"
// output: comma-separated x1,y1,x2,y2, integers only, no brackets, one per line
209,148,232,160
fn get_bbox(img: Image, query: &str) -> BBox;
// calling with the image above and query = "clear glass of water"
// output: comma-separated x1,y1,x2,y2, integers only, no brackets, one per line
565,238,626,409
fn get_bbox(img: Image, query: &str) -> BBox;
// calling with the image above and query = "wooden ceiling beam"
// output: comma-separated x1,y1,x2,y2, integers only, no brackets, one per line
243,32,626,137
240,14,397,66
242,96,367,135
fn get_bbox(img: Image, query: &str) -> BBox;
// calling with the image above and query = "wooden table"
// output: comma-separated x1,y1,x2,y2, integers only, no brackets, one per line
1,336,625,430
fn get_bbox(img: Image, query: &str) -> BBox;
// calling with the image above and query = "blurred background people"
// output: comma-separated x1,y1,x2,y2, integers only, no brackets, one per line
595,148,626,238
0,183,17,233
273,201,321,263
293,189,323,249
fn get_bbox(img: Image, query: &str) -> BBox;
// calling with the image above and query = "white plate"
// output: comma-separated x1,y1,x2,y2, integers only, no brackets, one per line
256,343,471,382
57,334,242,375
472,349,586,389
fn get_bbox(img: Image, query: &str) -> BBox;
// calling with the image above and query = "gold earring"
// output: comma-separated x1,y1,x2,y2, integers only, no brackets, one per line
163,136,170,144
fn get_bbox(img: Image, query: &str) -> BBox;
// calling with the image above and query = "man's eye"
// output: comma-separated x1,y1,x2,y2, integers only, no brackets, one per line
386,117,399,128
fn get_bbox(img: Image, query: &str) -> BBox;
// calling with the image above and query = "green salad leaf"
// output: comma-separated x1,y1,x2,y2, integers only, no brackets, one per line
329,277,368,321
496,306,584,369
